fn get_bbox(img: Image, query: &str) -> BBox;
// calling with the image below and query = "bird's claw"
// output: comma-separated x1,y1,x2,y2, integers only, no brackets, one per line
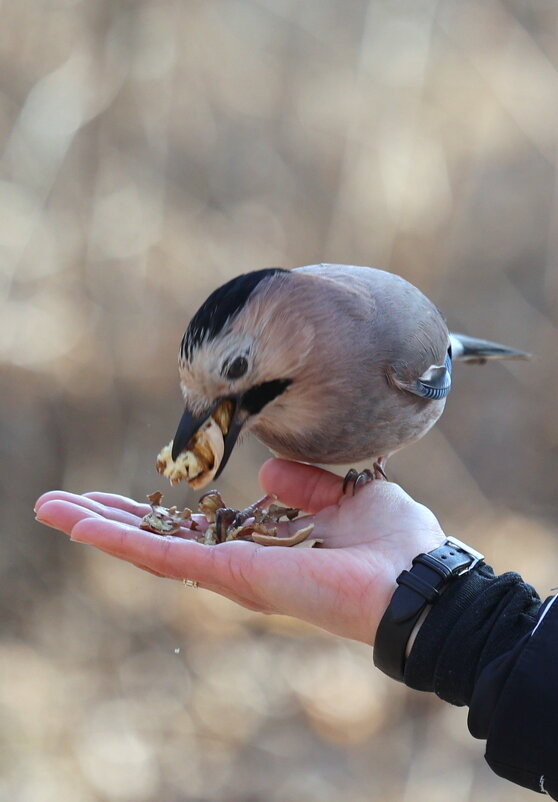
372,461,387,481
342,462,387,495
342,468,359,494
353,469,375,494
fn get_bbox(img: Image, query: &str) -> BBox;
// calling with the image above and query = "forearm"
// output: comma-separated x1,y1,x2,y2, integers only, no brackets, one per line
404,564,540,704
392,561,558,798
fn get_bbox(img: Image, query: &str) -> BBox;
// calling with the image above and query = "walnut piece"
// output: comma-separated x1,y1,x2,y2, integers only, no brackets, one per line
250,523,315,546
156,418,225,490
140,492,193,535
140,490,321,548
156,400,235,490
197,490,226,522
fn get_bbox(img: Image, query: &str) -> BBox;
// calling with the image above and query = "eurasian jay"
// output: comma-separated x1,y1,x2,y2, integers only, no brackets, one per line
169,264,528,488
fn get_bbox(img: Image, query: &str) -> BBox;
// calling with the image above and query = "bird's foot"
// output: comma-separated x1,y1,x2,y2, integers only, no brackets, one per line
373,460,387,480
342,462,387,495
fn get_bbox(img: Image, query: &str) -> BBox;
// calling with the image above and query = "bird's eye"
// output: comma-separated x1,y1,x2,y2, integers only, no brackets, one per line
225,356,248,380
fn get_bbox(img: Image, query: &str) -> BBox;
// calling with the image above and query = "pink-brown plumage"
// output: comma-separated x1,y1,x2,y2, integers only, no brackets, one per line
171,263,528,480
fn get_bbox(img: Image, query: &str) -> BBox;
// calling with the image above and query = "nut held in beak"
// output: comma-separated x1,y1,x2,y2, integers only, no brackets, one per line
156,401,234,490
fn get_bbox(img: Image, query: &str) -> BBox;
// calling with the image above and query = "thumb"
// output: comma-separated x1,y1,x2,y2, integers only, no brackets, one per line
258,459,344,513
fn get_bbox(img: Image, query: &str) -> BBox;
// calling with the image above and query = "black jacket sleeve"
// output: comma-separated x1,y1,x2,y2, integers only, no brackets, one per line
469,595,558,798
403,564,558,798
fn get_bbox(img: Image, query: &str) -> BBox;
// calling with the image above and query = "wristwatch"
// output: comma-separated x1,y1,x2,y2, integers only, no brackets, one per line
373,536,484,683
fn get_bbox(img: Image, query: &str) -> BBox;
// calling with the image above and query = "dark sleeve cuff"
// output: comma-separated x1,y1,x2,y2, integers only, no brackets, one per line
403,563,558,798
403,563,541,706
469,595,558,798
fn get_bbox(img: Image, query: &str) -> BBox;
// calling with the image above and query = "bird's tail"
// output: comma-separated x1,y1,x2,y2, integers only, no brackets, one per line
450,332,531,364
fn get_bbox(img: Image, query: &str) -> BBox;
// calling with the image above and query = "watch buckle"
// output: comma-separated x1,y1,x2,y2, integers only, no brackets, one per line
446,536,484,574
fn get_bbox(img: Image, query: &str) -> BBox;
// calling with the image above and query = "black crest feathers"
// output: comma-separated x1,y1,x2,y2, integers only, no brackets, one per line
180,268,288,361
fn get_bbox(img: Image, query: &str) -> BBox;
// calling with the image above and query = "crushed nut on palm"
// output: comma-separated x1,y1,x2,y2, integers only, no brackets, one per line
139,491,194,535
140,490,321,548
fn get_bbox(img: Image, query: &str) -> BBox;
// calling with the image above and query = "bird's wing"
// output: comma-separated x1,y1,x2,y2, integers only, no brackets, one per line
294,264,451,399
390,351,452,400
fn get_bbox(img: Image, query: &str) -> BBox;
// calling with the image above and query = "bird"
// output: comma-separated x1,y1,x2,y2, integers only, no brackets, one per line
169,264,529,490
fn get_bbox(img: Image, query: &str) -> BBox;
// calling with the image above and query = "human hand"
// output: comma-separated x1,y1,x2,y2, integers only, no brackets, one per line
34,459,445,644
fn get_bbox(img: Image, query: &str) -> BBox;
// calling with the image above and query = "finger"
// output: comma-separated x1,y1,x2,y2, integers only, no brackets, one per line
36,496,145,531
36,490,152,520
36,499,106,535
35,489,86,514
83,492,209,532
75,533,184,580
259,459,343,513
87,539,264,607
103,554,263,610
69,516,259,584
82,541,178,580
71,520,287,614
36,498,202,538
83,492,153,518
36,491,144,525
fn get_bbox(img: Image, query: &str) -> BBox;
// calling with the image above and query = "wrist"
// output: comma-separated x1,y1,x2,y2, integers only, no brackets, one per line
373,537,485,682
372,530,446,640
405,566,541,705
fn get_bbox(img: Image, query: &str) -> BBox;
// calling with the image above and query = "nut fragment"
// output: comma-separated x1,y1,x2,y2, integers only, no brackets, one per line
251,523,314,547
212,399,234,435
156,400,234,490
265,504,300,522
156,417,225,490
197,490,226,522
155,401,235,490
141,489,319,548
140,492,193,535
203,524,218,546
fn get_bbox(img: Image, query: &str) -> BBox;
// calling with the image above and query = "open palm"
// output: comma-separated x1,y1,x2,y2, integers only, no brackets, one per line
35,459,445,644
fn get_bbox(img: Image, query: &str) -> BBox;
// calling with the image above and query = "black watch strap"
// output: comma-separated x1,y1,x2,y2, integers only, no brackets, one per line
373,537,484,683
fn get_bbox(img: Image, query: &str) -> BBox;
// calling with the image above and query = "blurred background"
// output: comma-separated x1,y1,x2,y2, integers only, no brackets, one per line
2,0,558,800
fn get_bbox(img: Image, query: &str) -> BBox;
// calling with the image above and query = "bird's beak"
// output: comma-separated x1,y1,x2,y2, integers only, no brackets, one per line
170,396,245,478
213,401,245,480
171,404,217,461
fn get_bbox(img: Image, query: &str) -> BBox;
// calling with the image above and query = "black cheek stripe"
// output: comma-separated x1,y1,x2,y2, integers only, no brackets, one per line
241,379,292,415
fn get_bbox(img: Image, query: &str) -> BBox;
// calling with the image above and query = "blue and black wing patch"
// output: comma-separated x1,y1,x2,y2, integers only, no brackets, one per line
389,350,452,400
414,352,452,400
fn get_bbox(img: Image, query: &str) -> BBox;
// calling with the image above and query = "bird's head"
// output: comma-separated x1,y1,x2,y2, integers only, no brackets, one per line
170,268,316,478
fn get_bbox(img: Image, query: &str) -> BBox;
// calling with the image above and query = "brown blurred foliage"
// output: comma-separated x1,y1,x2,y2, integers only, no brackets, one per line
2,0,558,800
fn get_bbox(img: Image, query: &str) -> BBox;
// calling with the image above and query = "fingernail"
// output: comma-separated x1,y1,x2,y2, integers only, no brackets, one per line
35,513,55,529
